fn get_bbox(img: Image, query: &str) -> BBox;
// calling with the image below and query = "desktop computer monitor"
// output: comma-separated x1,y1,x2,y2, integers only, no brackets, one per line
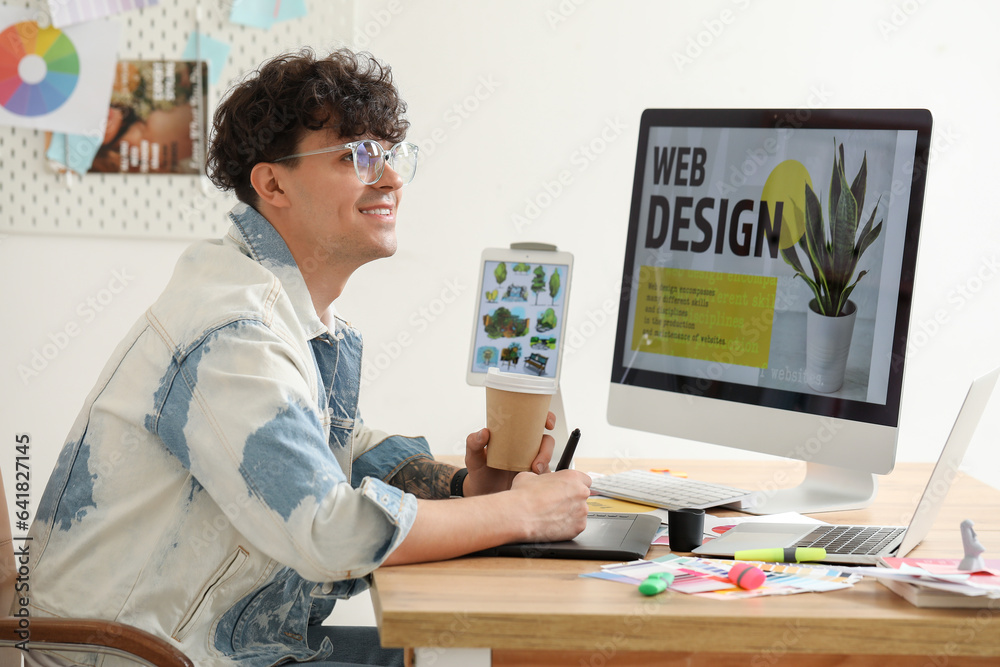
608,108,932,514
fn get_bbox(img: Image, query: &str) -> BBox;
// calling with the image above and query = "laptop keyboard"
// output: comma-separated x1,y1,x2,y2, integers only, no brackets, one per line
792,525,906,555
589,469,753,511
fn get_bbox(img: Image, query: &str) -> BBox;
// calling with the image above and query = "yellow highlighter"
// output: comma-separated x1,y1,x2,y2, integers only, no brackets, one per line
734,547,826,563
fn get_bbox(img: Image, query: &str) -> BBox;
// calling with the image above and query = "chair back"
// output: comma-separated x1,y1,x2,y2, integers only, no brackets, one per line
0,473,195,667
0,471,16,616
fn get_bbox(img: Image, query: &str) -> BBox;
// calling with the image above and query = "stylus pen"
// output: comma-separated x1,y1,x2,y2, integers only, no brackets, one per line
556,428,581,471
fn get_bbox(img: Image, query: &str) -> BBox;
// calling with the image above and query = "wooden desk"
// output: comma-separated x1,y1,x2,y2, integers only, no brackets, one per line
372,459,1000,667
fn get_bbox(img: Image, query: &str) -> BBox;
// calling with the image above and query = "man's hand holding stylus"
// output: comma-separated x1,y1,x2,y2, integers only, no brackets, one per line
462,411,591,543
383,415,591,566
506,468,591,543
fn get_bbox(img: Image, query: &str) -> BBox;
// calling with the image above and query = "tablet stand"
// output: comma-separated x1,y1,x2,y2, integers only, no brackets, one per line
547,388,570,470
508,242,572,470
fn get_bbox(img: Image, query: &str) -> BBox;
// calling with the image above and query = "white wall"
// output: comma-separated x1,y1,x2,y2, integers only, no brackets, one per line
3,0,999,533
342,0,1000,488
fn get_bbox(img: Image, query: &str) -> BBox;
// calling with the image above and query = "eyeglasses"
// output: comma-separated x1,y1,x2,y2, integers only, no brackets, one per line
274,139,418,186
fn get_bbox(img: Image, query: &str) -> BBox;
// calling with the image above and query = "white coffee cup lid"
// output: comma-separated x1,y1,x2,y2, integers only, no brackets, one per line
485,367,558,394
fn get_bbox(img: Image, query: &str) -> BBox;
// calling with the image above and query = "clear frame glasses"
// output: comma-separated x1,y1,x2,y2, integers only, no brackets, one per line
274,139,418,186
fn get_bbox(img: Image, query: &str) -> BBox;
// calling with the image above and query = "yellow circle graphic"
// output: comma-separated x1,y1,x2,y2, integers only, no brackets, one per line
761,160,814,250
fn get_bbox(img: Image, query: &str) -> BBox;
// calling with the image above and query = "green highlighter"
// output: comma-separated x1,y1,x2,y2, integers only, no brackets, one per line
638,572,675,596
734,547,826,563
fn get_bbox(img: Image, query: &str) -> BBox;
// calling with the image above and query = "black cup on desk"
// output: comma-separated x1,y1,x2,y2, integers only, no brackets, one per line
667,507,705,552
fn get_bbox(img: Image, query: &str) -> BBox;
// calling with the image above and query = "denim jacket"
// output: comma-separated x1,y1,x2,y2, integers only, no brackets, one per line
26,202,431,666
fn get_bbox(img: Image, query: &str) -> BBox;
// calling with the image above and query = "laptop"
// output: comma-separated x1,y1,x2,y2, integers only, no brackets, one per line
468,512,660,560
693,367,1000,565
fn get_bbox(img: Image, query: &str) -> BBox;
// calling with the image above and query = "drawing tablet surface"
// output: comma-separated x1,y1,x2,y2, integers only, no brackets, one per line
468,513,659,560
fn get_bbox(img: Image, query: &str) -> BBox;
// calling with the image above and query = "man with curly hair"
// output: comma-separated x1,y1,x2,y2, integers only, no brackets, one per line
25,49,591,667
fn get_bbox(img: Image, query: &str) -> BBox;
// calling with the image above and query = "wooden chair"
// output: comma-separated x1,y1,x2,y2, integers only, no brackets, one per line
0,468,193,667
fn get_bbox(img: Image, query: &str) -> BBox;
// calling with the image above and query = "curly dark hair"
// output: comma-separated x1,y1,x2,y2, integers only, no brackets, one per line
207,48,409,205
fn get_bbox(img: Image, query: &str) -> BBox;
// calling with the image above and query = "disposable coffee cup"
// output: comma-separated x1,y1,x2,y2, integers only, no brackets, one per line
667,507,705,552
484,367,558,471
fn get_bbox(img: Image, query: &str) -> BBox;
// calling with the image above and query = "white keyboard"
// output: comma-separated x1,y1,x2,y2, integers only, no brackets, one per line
589,469,754,511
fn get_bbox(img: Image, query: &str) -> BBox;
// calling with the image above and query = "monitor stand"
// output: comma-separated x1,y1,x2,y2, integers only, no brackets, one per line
739,462,878,515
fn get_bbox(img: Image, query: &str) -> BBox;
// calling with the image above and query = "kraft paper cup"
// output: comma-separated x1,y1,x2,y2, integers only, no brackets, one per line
484,368,558,472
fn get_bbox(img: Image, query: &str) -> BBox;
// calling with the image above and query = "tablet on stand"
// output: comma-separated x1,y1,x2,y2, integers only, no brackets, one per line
466,243,574,468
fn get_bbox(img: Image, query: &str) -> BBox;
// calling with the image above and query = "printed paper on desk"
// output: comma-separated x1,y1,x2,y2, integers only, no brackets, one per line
600,560,674,583
855,559,1000,597
657,554,860,596
882,557,1000,578
670,571,737,594
596,559,735,593
0,9,120,133
587,495,670,525
587,555,860,599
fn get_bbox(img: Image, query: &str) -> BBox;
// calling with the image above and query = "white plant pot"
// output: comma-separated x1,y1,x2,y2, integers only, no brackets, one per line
805,299,857,393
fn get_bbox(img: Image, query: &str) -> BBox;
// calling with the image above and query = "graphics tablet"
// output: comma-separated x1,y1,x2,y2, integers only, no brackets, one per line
468,512,659,560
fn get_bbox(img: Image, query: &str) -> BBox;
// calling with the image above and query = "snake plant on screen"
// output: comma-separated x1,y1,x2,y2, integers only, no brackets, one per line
781,143,883,317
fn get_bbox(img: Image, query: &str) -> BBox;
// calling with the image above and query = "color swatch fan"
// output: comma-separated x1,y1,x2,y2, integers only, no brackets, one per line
0,9,119,133
0,22,79,117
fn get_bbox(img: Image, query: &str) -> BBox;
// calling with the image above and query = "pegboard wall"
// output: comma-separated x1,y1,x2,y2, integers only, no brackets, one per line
0,0,353,240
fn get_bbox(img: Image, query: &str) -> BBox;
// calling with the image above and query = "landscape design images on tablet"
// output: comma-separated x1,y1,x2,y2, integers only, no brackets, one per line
469,252,572,383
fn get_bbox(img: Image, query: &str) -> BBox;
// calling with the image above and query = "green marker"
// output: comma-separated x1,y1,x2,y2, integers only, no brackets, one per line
734,547,826,562
638,572,674,596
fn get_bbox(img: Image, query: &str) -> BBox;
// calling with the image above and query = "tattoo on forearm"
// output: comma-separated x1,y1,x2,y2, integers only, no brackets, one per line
388,458,459,499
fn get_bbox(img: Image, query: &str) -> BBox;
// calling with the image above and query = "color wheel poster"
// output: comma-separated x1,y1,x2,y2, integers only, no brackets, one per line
0,8,120,133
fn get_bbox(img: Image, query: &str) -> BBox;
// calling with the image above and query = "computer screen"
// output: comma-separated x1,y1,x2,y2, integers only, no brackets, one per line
608,109,932,514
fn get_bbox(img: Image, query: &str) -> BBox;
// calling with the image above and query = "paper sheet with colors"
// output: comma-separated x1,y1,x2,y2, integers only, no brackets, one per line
584,554,860,599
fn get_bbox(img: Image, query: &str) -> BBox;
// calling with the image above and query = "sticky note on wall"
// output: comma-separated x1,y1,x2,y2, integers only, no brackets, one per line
229,0,308,30
182,32,231,85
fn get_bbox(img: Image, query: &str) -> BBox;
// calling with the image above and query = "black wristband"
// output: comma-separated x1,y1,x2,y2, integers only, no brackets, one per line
450,468,469,497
